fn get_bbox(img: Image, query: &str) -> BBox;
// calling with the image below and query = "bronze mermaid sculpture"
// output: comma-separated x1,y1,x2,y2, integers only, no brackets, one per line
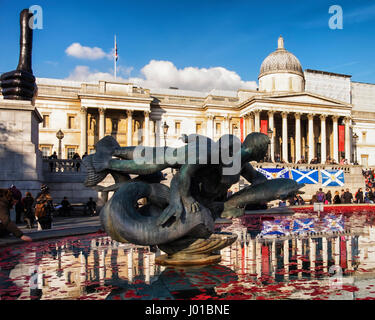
83,132,304,249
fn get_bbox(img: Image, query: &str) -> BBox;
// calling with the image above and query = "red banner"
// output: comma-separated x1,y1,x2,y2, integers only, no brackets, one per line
260,120,268,135
240,117,244,142
339,125,345,152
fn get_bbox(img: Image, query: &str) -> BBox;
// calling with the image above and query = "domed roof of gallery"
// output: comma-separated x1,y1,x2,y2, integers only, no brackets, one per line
259,36,303,78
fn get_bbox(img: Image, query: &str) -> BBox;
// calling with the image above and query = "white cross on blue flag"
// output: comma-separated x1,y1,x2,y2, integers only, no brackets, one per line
321,169,345,187
256,168,290,180
291,169,318,184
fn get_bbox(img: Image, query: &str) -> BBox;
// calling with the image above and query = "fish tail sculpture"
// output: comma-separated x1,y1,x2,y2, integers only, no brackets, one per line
100,180,215,246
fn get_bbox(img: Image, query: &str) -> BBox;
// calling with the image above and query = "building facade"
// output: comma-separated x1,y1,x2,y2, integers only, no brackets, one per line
32,36,375,167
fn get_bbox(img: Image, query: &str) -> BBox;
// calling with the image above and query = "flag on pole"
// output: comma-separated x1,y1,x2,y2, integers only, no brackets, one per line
115,36,118,61
321,169,345,187
290,169,319,184
256,168,290,180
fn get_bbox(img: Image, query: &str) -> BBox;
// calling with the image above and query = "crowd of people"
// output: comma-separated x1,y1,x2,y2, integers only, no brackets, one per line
264,154,350,165
282,186,374,207
363,168,375,189
0,184,97,242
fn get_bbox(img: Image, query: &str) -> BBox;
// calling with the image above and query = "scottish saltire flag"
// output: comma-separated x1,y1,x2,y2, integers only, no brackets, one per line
291,169,318,184
322,215,344,232
321,169,345,187
291,218,316,234
256,168,290,180
260,219,290,237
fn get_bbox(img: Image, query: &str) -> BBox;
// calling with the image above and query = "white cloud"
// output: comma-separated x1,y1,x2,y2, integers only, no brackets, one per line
66,66,121,82
65,60,258,91
129,60,257,91
65,43,112,60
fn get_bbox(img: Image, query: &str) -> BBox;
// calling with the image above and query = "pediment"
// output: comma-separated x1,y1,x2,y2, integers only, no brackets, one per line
260,92,350,107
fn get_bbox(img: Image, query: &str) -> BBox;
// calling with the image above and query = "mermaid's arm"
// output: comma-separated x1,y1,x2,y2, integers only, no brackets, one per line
108,159,170,175
240,162,267,186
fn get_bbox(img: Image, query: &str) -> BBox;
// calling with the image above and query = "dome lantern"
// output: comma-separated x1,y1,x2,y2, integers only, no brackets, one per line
258,36,305,92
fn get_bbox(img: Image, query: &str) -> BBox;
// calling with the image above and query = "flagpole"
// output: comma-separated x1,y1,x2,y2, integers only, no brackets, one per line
114,35,117,80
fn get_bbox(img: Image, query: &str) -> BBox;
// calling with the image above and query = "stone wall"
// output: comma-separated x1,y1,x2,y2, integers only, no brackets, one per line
0,99,43,196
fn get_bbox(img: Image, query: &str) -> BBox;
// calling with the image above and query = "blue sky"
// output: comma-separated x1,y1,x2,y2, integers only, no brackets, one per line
1,0,375,90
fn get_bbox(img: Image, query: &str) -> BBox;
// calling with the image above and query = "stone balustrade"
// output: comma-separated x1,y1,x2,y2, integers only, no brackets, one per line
42,159,87,183
252,162,356,174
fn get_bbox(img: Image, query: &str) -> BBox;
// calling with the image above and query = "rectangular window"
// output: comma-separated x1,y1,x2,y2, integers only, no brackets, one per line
216,122,221,135
175,121,181,135
68,115,76,129
67,147,76,159
42,115,50,128
40,146,51,158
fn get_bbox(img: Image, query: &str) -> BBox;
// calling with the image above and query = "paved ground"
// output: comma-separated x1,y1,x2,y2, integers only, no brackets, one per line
0,215,103,247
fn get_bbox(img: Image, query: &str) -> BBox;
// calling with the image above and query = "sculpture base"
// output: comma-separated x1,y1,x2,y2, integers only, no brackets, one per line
155,254,221,266
155,232,237,267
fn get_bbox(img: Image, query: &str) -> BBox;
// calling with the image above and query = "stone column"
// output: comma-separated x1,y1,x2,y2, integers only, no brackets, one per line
308,113,314,162
80,106,87,155
250,114,254,133
127,110,133,146
98,107,106,140
295,113,301,163
207,114,214,139
254,110,260,132
345,117,351,162
243,115,248,136
320,114,327,164
268,111,275,162
282,111,288,163
144,111,150,146
332,116,339,163
155,119,161,147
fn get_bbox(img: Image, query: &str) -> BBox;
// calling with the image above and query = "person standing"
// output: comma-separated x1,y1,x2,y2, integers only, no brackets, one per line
316,188,326,203
343,188,353,204
22,192,35,229
333,191,341,204
9,185,23,224
35,184,54,230
0,188,32,241
340,189,345,203
72,152,81,172
86,197,97,216
355,188,364,203
325,190,332,204
60,197,72,217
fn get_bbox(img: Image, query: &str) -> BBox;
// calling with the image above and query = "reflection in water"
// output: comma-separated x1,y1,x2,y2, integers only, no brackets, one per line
1,211,375,300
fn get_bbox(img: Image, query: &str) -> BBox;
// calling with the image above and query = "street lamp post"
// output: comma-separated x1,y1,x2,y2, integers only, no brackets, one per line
267,128,273,162
56,129,64,159
353,132,359,165
163,121,169,148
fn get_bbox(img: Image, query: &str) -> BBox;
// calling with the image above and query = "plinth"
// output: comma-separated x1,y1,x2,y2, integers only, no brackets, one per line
155,233,237,266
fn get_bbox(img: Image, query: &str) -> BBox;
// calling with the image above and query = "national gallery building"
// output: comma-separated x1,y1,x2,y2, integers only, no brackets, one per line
32,36,375,167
